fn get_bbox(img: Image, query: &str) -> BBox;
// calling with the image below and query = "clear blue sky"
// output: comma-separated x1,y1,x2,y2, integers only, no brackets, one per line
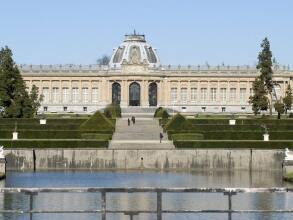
0,0,292,66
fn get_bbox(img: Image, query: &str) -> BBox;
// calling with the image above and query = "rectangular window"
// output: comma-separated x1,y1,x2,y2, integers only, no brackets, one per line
230,88,236,102
83,107,87,112
63,106,67,112
62,87,69,103
180,88,187,104
72,87,79,103
220,88,227,102
82,87,88,103
240,88,246,103
200,88,207,102
52,87,59,103
210,88,217,102
250,88,254,97
191,88,197,101
42,87,49,103
92,87,99,103
171,88,177,103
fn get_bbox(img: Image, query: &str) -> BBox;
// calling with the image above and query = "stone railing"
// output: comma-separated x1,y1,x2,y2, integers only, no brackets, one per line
18,64,291,72
0,187,292,220
18,64,110,72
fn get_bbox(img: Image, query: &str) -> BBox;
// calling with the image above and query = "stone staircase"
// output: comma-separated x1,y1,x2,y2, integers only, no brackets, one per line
109,115,175,149
121,107,156,118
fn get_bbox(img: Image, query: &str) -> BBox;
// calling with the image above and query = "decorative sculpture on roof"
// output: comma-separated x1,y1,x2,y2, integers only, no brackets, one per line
129,46,141,64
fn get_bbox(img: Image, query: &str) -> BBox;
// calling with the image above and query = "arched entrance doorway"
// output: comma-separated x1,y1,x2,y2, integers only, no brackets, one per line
148,82,157,106
129,82,140,106
112,82,121,104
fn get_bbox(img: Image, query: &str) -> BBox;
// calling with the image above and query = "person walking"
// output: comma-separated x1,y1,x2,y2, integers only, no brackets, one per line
131,116,135,125
128,118,130,126
160,132,164,143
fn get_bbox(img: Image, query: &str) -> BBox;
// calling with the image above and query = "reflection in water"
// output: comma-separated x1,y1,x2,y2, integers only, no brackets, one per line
0,170,292,220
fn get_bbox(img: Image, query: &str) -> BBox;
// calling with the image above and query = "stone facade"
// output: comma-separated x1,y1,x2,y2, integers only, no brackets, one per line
20,33,293,113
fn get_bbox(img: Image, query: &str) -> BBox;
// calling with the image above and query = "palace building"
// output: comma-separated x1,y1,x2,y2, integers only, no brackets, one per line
20,33,293,113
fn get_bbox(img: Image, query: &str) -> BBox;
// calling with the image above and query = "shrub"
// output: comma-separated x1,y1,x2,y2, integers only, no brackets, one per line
80,111,114,132
164,113,195,131
162,110,170,119
104,104,121,118
154,107,163,117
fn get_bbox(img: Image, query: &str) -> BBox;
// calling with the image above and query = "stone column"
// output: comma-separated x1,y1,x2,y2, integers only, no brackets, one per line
121,80,128,107
101,77,107,106
141,80,148,107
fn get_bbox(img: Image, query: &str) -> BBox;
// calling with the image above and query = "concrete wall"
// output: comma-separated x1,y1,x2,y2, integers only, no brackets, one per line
4,149,284,171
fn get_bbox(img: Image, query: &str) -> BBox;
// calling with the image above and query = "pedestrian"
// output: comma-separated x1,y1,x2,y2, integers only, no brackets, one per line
160,132,163,143
131,116,135,125
128,118,130,126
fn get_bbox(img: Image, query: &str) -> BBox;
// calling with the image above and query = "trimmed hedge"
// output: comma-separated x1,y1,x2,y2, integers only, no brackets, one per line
0,130,81,139
154,107,170,118
104,104,121,118
0,124,82,130
0,139,108,148
0,118,86,125
164,113,195,131
81,133,112,140
169,131,293,140
171,133,204,140
154,107,163,117
188,118,293,125
174,140,293,149
80,111,114,131
167,124,293,132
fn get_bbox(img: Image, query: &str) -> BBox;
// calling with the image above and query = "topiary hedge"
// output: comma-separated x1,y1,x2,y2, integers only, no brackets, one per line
81,133,112,140
80,111,115,132
0,139,108,148
104,104,121,118
164,113,195,131
171,133,204,140
174,140,293,149
188,118,293,125
154,107,163,117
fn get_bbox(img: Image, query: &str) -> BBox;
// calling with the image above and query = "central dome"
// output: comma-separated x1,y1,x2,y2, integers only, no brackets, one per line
109,32,160,69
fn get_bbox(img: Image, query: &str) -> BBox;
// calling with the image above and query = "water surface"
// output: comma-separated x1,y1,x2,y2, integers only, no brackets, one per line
1,170,293,220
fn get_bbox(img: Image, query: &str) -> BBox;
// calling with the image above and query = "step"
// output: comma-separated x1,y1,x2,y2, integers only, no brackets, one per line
109,140,175,149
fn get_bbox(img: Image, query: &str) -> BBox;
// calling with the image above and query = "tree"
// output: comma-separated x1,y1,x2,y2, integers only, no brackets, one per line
97,55,110,65
30,85,43,116
249,77,269,115
257,38,274,114
274,100,285,119
0,46,40,118
283,84,293,114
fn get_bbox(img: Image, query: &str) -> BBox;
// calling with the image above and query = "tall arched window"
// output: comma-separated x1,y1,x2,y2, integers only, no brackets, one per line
129,82,140,106
112,82,121,104
148,82,157,106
